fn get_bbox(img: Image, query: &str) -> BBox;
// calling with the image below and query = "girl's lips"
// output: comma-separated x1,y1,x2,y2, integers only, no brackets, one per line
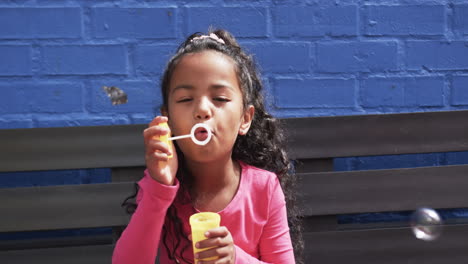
194,127,210,141
195,131,208,141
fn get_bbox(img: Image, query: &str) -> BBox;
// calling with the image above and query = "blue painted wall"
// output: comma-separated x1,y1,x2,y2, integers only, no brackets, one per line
1,1,467,219
1,0,468,130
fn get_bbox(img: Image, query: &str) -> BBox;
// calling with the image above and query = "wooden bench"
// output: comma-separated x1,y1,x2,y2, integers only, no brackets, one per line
286,109,468,263
1,110,467,263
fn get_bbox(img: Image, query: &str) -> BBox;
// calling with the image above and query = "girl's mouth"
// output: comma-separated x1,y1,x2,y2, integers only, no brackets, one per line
190,123,213,146
194,127,209,141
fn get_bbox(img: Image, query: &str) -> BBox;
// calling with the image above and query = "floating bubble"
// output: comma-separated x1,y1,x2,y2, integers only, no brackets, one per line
102,86,128,105
410,207,443,241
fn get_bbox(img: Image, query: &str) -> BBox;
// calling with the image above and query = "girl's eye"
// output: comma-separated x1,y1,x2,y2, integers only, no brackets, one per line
176,98,192,103
214,97,230,102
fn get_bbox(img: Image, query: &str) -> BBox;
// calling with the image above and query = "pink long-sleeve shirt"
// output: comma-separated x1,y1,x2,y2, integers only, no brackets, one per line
112,161,295,264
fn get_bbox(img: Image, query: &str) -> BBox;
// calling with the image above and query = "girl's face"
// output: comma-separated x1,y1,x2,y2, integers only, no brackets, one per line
166,50,254,163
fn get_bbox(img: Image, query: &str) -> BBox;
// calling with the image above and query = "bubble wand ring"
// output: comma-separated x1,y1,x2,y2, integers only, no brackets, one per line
168,123,212,146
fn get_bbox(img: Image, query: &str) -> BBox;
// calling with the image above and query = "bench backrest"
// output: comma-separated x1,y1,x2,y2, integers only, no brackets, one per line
1,110,468,263
285,110,468,263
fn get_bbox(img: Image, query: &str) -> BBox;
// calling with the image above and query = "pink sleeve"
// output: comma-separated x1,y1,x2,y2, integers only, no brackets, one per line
112,170,179,264
235,177,295,264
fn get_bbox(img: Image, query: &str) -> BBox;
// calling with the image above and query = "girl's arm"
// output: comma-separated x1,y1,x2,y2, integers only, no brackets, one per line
112,170,179,264
236,177,295,264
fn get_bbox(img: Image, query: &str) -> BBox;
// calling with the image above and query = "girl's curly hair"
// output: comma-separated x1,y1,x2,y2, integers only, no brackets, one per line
124,28,304,264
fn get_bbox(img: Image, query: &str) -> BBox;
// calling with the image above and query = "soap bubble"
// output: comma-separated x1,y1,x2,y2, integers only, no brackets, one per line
410,207,443,241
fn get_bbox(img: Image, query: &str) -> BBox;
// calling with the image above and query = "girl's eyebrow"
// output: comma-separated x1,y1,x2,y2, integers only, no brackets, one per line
171,84,193,94
211,84,235,92
171,84,235,94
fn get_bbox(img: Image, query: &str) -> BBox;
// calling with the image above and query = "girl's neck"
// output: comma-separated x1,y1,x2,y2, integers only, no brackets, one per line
185,156,241,212
186,156,240,193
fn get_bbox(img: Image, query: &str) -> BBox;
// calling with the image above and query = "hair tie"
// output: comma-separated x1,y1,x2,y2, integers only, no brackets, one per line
191,33,225,44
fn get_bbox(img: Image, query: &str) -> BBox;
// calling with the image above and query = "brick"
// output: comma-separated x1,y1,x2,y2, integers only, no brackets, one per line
454,5,468,35
0,119,33,129
186,7,267,37
451,75,468,106
404,77,444,107
317,41,397,73
273,78,355,108
243,42,310,73
274,5,357,37
361,77,444,107
92,8,176,39
135,44,178,75
35,116,128,128
0,45,32,76
131,114,155,125
407,41,468,70
364,5,444,36
88,81,161,114
42,45,127,75
0,82,83,114
0,8,81,39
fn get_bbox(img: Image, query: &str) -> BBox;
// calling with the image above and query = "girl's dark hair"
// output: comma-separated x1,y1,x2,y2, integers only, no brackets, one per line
124,28,303,263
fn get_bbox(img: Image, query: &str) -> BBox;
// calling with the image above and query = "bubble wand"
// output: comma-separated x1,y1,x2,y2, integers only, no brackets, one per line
152,122,212,167
166,123,212,146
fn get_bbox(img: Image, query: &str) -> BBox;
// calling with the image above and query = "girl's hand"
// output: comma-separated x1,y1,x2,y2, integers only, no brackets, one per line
194,227,236,264
143,116,178,186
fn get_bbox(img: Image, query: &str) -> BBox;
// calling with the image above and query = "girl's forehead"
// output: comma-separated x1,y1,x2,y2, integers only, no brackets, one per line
169,50,240,90
177,50,236,69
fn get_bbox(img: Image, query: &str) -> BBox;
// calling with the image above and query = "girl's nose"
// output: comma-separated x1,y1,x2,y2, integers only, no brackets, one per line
194,98,212,120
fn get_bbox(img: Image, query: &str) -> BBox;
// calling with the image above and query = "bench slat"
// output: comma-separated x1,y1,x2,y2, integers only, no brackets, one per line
285,110,468,159
299,164,468,216
0,244,114,264
305,224,468,264
0,125,146,172
3,110,468,172
0,183,134,232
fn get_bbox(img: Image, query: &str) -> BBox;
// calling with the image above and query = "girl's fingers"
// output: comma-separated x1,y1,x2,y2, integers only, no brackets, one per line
145,140,172,156
196,227,230,249
143,126,170,143
194,227,234,263
196,236,229,251
147,151,170,161
205,227,229,238
149,116,168,127
143,116,170,141
195,246,229,260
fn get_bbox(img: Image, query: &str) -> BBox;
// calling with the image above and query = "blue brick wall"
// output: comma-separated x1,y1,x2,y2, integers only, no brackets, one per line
1,0,468,222
1,0,468,128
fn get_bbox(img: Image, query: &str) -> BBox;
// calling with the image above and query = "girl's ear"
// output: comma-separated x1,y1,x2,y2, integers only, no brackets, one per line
239,105,255,135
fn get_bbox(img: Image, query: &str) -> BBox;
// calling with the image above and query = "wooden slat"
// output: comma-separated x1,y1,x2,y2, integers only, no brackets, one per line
0,234,113,251
2,110,467,172
0,183,134,232
111,167,145,183
304,224,468,264
294,158,334,173
299,164,468,216
0,124,146,172
0,244,114,264
284,110,468,159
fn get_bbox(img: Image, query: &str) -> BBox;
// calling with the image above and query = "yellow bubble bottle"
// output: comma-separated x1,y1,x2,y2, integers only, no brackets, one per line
189,212,221,263
149,120,173,167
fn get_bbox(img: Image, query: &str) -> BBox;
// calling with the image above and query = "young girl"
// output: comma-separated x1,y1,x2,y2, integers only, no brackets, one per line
112,29,303,264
